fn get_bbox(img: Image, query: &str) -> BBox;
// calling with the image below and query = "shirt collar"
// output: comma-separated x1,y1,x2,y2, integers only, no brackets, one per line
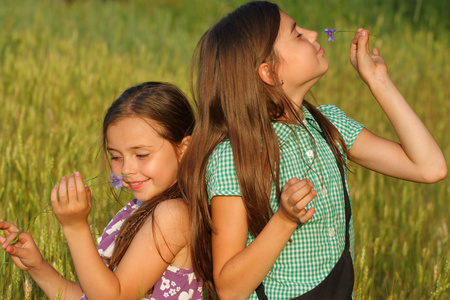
272,105,322,147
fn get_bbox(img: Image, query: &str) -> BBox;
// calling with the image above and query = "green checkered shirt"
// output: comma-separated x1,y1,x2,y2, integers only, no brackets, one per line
206,104,364,299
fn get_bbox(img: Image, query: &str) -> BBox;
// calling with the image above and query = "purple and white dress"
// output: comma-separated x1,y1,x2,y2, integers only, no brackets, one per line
80,199,203,300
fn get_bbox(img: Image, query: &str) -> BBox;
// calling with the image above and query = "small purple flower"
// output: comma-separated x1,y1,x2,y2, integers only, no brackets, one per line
324,28,336,42
109,172,123,190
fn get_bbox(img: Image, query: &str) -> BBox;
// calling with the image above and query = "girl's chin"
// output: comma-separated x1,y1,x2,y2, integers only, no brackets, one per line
130,191,158,202
132,194,150,202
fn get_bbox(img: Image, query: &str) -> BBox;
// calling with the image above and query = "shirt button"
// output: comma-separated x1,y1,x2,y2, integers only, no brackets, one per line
328,228,336,237
306,150,314,158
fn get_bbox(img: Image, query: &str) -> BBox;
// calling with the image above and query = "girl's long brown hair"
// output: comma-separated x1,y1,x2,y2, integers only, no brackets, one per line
178,1,348,298
101,82,195,272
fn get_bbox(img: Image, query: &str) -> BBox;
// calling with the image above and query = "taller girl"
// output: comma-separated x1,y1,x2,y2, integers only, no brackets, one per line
180,1,447,299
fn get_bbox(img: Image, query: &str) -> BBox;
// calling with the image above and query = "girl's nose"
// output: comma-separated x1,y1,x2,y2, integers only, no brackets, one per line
307,30,318,43
121,158,135,175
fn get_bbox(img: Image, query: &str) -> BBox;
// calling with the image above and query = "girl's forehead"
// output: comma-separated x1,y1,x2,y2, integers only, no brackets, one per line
274,10,295,47
105,116,170,149
279,10,296,31
106,117,161,140
108,116,159,131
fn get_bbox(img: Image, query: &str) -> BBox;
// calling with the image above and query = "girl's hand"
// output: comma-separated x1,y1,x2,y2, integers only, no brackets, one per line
350,28,388,85
277,178,316,224
51,172,92,230
0,222,45,271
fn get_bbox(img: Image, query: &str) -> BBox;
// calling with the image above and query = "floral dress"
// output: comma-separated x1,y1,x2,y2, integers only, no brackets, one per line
80,199,203,300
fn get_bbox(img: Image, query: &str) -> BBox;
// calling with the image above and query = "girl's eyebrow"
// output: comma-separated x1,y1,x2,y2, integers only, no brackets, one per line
291,22,297,34
107,145,153,151
129,145,153,150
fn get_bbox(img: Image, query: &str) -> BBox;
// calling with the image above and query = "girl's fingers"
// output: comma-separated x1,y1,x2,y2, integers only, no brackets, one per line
286,180,313,207
356,29,370,60
281,178,304,202
2,232,19,249
0,221,19,234
284,178,310,195
58,176,68,204
52,173,86,205
74,172,86,203
50,184,60,212
350,28,363,63
350,30,361,52
299,208,315,223
14,231,32,246
293,189,316,212
85,184,92,210
279,178,317,224
5,241,24,257
67,174,78,203
373,47,379,56
282,177,301,192
351,28,372,69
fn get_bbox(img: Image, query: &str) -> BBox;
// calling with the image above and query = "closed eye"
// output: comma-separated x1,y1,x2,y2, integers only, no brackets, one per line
137,154,149,158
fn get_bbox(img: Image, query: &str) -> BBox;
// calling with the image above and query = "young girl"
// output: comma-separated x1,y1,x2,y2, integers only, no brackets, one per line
178,1,447,299
0,82,203,299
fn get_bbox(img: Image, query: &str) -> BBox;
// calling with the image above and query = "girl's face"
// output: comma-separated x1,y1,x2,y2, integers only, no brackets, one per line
274,10,329,103
106,117,185,202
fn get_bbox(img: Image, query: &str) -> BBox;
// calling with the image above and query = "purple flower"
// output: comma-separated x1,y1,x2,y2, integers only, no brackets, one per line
109,172,123,190
324,28,336,42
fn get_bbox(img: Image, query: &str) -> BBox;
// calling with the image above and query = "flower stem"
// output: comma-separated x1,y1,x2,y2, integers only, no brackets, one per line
335,30,377,37
9,203,52,245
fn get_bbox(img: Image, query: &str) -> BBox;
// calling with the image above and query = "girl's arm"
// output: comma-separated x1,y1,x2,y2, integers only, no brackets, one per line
51,172,190,300
211,178,316,300
348,29,448,182
0,222,83,299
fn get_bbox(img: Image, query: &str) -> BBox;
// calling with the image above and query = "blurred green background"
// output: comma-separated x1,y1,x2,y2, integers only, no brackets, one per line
0,0,448,298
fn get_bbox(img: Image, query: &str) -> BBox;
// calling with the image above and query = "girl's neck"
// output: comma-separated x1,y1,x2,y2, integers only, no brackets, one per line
277,105,304,124
281,90,306,121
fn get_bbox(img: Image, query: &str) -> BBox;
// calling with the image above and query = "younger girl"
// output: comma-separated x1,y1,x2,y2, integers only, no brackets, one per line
1,82,203,299
179,1,447,299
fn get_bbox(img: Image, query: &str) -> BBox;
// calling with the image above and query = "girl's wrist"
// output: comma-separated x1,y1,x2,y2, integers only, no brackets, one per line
272,210,300,232
364,72,392,90
62,221,90,238
27,256,51,277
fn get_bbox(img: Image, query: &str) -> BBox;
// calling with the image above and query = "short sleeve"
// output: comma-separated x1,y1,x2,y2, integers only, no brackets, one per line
317,104,364,150
205,140,242,203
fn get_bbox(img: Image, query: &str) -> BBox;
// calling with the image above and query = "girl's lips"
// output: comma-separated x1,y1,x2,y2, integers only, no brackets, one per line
126,179,150,190
317,48,325,55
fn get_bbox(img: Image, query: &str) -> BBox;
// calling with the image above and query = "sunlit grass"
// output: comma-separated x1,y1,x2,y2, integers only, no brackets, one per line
0,0,448,298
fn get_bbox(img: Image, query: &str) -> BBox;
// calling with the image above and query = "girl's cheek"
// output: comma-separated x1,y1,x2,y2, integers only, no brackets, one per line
110,161,122,175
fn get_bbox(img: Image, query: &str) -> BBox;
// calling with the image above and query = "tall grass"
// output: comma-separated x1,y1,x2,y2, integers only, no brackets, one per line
0,0,448,299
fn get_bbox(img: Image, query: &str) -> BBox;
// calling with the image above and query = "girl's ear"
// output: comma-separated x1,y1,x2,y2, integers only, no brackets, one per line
258,62,275,86
177,136,191,162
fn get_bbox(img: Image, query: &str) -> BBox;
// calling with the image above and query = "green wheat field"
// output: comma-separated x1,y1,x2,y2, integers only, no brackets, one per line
0,0,449,299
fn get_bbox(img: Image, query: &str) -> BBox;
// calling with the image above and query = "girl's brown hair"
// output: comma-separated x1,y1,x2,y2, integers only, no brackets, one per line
178,1,348,297
101,82,195,271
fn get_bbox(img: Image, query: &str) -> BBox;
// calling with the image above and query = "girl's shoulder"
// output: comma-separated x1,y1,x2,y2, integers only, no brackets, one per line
149,199,190,243
210,139,232,157
313,104,364,147
315,104,363,127
316,104,348,120
152,199,189,228
206,139,235,173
